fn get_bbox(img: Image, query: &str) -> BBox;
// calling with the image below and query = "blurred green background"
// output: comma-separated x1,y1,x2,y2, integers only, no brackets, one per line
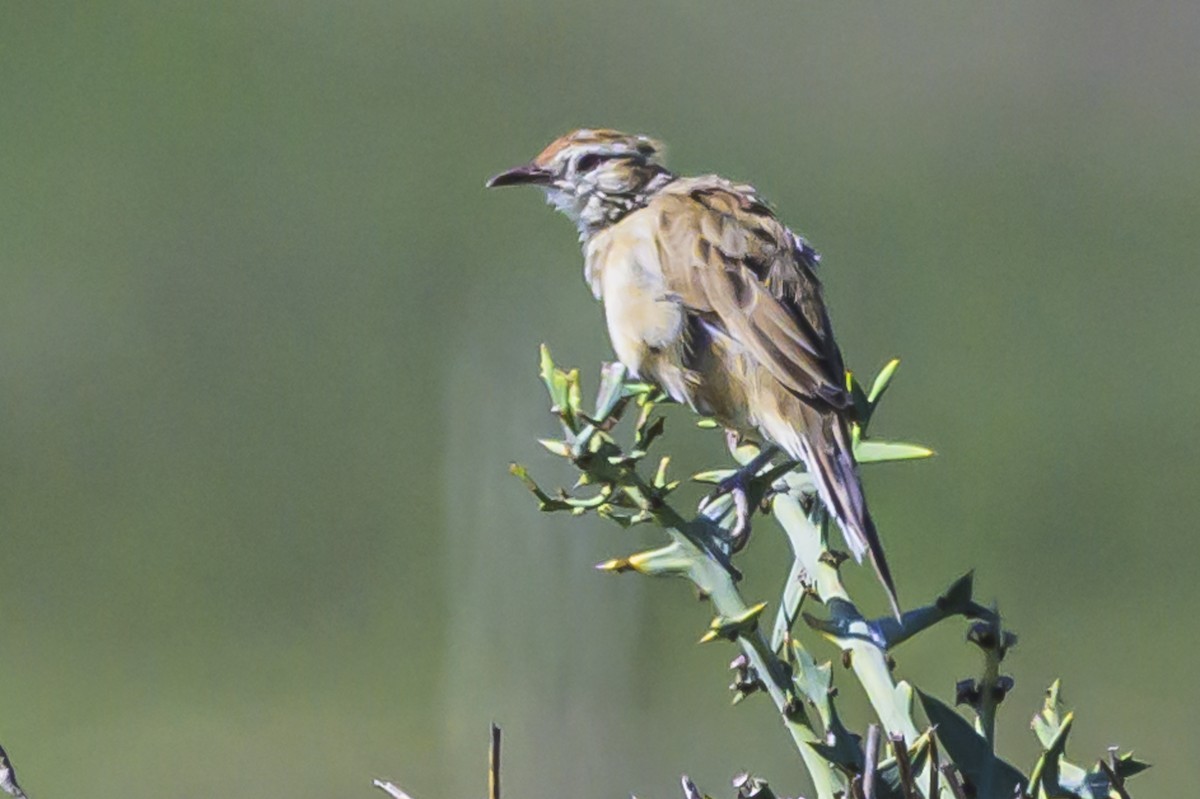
1,2,1196,796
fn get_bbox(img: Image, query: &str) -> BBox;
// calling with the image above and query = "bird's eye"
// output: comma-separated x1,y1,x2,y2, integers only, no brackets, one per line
575,153,610,173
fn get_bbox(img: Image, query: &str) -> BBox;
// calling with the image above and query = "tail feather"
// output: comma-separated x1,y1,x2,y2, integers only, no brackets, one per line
764,400,901,619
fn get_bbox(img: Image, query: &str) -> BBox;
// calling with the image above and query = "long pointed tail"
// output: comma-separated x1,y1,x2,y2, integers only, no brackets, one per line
767,402,901,619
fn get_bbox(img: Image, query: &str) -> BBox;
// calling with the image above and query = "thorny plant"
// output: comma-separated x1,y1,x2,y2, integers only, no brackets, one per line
509,344,1147,799
0,357,1148,799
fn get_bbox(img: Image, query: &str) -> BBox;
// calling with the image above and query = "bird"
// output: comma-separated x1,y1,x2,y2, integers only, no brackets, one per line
487,128,900,618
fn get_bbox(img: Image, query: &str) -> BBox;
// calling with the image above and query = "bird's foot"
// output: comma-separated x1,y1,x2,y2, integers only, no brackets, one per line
698,445,784,552
702,472,753,550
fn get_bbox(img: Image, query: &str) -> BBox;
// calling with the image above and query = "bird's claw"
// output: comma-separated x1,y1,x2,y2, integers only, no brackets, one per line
698,470,755,552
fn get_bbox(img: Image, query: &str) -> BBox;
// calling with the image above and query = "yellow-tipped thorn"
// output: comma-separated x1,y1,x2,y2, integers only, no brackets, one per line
700,602,769,643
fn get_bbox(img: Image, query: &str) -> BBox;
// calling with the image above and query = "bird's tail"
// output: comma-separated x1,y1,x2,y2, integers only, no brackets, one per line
762,401,901,619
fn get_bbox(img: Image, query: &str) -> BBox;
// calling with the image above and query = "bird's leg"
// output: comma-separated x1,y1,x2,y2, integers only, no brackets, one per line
699,438,784,551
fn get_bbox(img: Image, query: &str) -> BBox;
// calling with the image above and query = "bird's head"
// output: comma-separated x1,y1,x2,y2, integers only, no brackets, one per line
487,128,673,238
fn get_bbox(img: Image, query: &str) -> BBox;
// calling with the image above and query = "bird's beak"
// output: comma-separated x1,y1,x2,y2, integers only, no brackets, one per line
486,163,554,188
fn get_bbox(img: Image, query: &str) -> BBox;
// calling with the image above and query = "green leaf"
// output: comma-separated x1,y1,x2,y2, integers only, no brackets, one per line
1113,752,1151,780
807,737,862,774
692,468,736,484
537,344,562,403
561,491,611,510
699,602,768,643
508,463,571,512
538,343,556,384
597,511,630,527
621,381,660,399
876,732,933,799
854,440,934,464
1029,684,1148,797
789,643,833,710
772,569,808,652
605,542,693,576
565,367,582,416
916,690,1027,799
636,414,666,451
537,344,575,428
592,361,628,420
867,572,989,650
537,438,573,458
848,359,902,431
791,644,866,778
848,370,872,425
803,597,888,649
868,358,901,405
1033,680,1066,749
1028,711,1075,798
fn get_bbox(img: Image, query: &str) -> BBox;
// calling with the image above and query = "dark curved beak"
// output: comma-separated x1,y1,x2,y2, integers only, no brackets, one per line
486,163,553,188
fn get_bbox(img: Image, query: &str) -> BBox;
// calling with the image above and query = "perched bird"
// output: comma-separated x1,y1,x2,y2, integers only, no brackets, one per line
487,128,900,616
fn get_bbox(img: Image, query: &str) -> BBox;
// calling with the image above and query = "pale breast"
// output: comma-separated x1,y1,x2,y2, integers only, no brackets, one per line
584,211,685,377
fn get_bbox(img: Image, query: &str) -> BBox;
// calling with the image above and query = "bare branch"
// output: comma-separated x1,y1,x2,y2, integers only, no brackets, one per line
372,780,416,799
862,724,880,799
490,724,502,799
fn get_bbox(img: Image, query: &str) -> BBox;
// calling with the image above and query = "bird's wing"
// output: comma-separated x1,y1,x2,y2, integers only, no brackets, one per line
649,179,852,414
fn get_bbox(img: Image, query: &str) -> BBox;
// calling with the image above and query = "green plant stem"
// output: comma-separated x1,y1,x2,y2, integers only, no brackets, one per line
766,469,952,799
770,486,921,742
643,502,846,799
978,645,1000,748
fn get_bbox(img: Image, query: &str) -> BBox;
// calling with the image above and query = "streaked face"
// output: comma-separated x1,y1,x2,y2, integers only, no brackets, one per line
487,129,667,233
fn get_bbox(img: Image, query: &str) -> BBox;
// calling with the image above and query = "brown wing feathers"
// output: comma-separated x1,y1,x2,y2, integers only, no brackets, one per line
651,179,900,616
660,184,851,415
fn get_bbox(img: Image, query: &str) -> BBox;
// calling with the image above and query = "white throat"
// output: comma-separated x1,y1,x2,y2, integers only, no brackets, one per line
542,171,674,241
